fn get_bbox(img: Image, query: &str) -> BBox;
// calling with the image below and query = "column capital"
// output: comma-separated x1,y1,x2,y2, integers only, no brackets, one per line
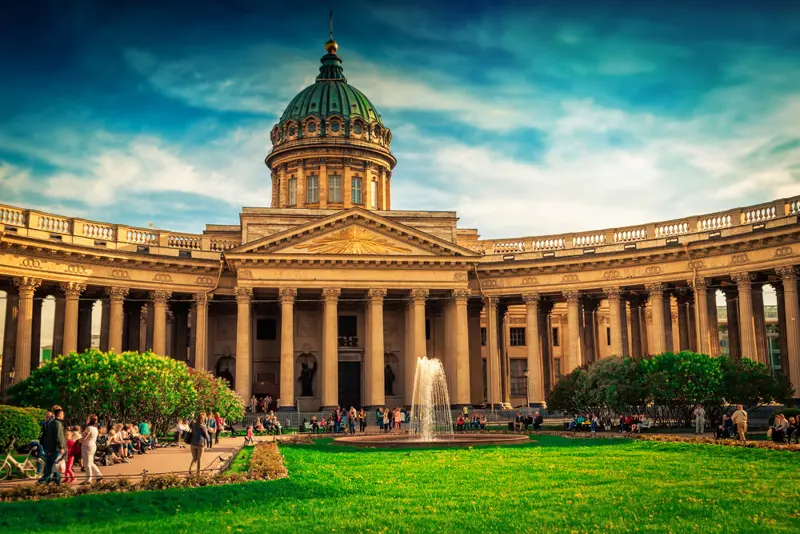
645,282,665,295
690,278,708,291
13,277,42,295
482,295,500,307
149,290,171,304
562,290,580,303
409,288,429,302
235,287,254,302
367,288,387,301
522,293,540,306
105,286,129,302
452,289,471,302
776,265,796,280
322,288,341,301
193,292,213,305
279,287,297,303
603,287,622,300
60,281,87,298
731,271,753,288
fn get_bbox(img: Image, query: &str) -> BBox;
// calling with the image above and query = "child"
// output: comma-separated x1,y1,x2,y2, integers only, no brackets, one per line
244,425,254,446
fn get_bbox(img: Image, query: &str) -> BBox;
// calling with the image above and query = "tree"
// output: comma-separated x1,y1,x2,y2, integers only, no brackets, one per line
8,349,243,436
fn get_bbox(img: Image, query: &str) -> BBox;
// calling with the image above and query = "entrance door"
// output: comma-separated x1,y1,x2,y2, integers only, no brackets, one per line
338,361,361,409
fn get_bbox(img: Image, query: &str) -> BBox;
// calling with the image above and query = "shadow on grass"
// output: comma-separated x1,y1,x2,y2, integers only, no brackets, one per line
0,476,339,532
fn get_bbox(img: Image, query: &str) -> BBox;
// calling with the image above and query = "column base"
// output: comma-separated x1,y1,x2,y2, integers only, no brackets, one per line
528,402,547,409
486,403,504,410
450,403,473,410
277,406,296,413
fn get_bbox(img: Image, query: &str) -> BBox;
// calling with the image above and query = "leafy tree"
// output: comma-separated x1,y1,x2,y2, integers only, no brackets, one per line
583,357,648,419
546,367,585,415
8,349,243,436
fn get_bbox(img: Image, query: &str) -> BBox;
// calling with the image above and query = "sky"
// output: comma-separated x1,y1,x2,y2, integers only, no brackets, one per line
0,0,798,239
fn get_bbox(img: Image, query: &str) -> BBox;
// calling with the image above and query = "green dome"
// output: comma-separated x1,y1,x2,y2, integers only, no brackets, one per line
278,52,384,127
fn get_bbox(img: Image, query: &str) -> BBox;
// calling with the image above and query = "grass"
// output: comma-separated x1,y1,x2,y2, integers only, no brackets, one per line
1,435,799,533
226,445,254,474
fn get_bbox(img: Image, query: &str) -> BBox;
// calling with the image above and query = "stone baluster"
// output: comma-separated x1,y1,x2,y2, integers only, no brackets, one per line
236,287,254,401
321,288,341,410
278,288,296,410
13,277,42,381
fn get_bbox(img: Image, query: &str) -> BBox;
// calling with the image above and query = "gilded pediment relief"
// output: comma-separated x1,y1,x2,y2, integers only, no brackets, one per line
279,224,428,255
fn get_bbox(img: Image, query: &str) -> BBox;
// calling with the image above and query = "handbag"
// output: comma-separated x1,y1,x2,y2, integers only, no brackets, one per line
183,430,193,445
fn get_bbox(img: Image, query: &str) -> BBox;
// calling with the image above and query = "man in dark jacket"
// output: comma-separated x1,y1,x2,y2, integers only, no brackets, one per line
38,406,66,484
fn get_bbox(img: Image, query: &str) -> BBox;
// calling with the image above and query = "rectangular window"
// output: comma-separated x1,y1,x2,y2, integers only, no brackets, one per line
328,175,342,203
351,176,362,204
256,319,277,341
306,175,319,203
606,327,611,346
370,180,378,209
480,327,487,346
554,358,562,377
552,327,560,347
510,359,527,397
425,319,431,340
510,327,526,347
288,178,297,206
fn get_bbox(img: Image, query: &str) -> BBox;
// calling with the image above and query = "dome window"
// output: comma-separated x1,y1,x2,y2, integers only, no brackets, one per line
308,122,317,133
289,126,297,136
353,122,362,134
330,121,340,132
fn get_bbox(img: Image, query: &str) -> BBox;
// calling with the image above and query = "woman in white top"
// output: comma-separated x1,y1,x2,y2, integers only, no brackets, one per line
81,414,103,483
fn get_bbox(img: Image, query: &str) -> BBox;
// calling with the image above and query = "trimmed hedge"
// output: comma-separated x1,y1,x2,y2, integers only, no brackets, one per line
0,405,44,452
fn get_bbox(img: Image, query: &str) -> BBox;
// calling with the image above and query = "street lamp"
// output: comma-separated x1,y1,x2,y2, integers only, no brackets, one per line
523,367,529,409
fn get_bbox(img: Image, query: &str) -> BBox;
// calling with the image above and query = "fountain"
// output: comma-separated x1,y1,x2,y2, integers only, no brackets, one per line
333,356,528,448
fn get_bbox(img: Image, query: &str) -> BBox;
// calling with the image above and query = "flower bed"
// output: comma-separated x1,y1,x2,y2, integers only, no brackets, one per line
0,441,287,503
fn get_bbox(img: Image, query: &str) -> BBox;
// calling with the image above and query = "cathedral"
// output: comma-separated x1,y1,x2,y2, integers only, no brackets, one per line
1,36,799,410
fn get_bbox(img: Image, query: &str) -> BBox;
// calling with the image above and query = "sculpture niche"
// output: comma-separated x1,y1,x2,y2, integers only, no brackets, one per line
298,359,318,397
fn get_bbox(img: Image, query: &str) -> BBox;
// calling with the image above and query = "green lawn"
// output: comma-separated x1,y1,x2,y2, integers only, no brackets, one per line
1,435,799,533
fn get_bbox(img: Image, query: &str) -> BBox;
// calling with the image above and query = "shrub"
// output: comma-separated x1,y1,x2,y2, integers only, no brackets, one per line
0,405,42,452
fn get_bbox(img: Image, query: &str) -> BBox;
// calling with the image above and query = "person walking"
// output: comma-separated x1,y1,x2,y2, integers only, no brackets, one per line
358,408,367,433
188,414,209,475
250,395,257,414
214,412,223,445
693,404,706,434
732,404,748,441
38,406,66,484
205,414,217,449
81,414,103,484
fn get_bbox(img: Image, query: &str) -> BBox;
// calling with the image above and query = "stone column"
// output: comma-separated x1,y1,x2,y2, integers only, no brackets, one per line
443,295,456,396
647,283,667,355
61,282,85,355
1,287,19,395
296,160,306,208
278,288,296,410
751,282,768,365
693,279,710,355
604,288,624,356
270,172,279,208
581,297,599,364
619,298,630,357
106,287,128,352
523,294,543,406
452,289,471,407
278,164,287,207
724,288,741,359
193,292,210,371
775,282,790,375
707,289,721,355
321,288,340,410
319,158,328,209
77,298,94,353
139,304,149,352
365,289,386,408
150,290,171,355
51,294,65,358
13,277,41,381
663,293,675,353
628,295,642,357
500,306,510,404
236,287,254,401
777,267,800,389
467,299,483,405
563,291,581,372
733,272,756,360
484,296,502,408
539,300,555,393
676,288,691,351
404,289,428,406
99,299,110,352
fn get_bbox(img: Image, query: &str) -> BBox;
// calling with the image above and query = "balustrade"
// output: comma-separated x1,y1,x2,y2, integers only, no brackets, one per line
654,222,689,238
614,228,647,243
532,238,566,250
492,241,526,254
0,207,25,226
210,238,241,251
788,199,800,216
697,215,732,232
126,229,158,245
742,206,776,224
574,233,606,247
81,222,115,240
167,233,202,249
38,215,70,234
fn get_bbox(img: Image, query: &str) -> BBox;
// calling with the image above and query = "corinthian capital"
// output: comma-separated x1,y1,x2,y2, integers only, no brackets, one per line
367,288,387,301
61,281,87,298
731,272,753,288
645,283,665,295
562,290,580,304
776,266,796,280
603,287,622,300
322,288,341,301
193,292,212,305
452,289,471,302
14,277,42,295
105,286,129,302
279,287,297,303
410,289,429,302
149,290,171,304
235,287,253,302
522,293,540,306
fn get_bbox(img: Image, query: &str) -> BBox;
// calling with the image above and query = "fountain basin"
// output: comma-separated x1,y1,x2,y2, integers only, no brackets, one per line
333,433,530,448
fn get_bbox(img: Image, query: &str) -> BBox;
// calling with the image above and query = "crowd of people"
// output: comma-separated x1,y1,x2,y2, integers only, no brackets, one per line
248,395,275,414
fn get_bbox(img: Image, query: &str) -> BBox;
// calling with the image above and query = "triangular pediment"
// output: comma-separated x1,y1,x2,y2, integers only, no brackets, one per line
226,208,478,258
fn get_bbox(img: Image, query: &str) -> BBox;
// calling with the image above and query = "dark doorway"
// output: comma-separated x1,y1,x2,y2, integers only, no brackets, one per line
338,361,361,409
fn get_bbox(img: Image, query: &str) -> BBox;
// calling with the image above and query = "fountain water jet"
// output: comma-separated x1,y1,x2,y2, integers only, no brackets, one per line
409,357,454,441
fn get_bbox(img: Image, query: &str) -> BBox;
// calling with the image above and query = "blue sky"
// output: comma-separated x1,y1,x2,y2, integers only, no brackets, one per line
0,0,798,238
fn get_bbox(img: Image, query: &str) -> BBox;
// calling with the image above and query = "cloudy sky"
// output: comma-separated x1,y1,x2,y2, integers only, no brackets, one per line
0,0,798,239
